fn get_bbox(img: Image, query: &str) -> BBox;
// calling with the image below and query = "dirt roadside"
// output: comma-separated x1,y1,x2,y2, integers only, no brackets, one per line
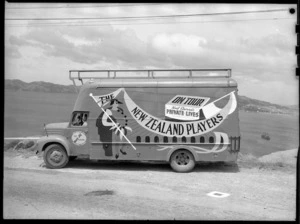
3,149,298,220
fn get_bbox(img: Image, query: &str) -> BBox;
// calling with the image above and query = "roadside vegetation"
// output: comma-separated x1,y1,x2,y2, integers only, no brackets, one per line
4,139,37,151
4,139,41,158
237,151,297,172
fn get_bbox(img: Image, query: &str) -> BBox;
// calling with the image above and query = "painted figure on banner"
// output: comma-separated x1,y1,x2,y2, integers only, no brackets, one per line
96,98,132,158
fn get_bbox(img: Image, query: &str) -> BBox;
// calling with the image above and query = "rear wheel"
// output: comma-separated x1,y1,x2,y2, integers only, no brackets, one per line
43,144,69,169
170,149,195,172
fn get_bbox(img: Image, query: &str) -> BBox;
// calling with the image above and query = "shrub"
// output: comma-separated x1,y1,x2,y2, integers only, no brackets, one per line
13,141,25,150
238,152,293,170
4,139,37,151
24,140,35,149
261,132,270,141
4,140,21,151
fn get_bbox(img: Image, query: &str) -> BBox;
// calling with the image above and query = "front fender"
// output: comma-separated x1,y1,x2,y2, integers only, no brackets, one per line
36,135,71,155
165,145,199,162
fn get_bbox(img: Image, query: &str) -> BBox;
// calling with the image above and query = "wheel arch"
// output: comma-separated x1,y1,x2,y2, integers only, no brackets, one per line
43,142,68,155
37,135,71,156
166,145,198,162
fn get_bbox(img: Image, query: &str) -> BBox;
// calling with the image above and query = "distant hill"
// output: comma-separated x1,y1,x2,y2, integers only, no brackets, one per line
5,79,298,115
238,95,298,115
5,79,79,93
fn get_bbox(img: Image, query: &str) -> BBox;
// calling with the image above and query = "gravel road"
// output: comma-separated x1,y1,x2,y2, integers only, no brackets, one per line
3,150,297,220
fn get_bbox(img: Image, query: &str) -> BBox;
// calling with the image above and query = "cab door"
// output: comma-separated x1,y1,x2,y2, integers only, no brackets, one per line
67,111,89,156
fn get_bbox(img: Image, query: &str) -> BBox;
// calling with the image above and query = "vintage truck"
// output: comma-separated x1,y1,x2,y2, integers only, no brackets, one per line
36,69,241,172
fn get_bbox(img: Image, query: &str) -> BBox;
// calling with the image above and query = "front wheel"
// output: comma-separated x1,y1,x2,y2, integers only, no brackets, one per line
170,149,195,173
43,144,69,169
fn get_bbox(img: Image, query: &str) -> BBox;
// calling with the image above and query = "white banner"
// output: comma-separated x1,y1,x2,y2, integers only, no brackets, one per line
123,90,237,137
90,88,237,138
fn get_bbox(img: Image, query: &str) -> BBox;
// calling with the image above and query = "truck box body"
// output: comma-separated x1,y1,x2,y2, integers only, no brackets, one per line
73,77,240,162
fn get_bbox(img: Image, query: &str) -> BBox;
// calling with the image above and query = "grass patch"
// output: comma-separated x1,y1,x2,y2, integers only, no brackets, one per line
237,153,295,171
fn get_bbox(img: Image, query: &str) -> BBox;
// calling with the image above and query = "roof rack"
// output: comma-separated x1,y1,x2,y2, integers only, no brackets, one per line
69,69,232,87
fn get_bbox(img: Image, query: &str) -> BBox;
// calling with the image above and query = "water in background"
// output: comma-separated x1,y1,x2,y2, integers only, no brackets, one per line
4,90,299,157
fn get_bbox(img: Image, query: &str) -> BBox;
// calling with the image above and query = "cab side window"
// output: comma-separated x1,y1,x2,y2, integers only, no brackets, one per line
71,112,89,127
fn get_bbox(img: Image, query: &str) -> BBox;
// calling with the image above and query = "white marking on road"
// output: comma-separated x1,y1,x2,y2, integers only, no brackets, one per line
207,191,230,198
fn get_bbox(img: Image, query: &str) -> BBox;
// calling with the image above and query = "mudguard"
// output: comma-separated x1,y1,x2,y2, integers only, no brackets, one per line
36,135,71,155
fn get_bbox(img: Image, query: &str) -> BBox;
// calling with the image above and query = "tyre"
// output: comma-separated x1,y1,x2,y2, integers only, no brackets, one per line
170,149,195,173
43,144,69,169
69,156,77,161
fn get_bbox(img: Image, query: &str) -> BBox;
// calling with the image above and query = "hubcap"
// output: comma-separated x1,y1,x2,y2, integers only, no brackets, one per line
49,150,63,163
175,152,190,165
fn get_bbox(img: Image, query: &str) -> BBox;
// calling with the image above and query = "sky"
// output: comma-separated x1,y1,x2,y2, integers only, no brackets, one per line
4,2,298,105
